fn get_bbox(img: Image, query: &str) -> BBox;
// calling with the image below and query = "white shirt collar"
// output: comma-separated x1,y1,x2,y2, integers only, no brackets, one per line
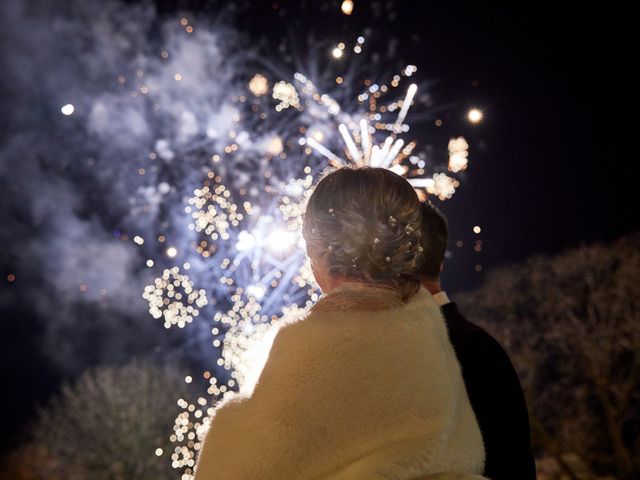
432,291,451,307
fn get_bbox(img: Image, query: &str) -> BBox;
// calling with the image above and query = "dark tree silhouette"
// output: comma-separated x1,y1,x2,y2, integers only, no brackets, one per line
2,361,193,480
459,234,640,479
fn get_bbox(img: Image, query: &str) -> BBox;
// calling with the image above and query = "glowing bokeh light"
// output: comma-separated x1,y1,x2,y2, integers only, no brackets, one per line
235,230,256,252
143,267,208,329
448,137,469,173
341,0,354,15
248,73,269,96
266,229,297,252
468,108,483,123
272,81,300,111
61,103,75,115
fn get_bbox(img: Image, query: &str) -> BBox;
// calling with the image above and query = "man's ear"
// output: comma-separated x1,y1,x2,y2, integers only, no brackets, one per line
439,261,444,273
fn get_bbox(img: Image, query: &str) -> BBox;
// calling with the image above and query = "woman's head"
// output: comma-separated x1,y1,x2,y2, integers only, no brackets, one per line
303,167,423,301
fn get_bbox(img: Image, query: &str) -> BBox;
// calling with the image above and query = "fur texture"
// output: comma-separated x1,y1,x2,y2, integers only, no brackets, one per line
195,284,486,479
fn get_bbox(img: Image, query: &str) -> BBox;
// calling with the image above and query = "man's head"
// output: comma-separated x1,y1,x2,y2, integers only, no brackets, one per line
417,202,448,282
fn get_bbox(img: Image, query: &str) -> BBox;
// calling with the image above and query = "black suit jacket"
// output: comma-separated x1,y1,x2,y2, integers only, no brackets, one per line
441,302,536,480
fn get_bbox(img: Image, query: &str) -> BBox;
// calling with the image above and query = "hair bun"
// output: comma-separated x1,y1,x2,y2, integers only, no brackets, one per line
303,167,423,301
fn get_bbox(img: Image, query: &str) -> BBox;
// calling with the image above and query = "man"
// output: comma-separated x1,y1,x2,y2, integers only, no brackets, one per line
418,202,536,479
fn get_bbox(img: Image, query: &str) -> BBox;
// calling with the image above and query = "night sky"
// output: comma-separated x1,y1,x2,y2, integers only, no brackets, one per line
0,0,631,456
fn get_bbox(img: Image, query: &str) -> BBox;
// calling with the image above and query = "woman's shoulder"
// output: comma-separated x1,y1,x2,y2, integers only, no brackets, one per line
272,285,446,354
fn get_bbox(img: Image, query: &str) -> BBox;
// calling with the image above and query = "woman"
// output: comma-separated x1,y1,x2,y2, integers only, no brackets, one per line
195,167,486,479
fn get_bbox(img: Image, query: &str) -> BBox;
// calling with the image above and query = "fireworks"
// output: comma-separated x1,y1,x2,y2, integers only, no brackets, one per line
170,394,214,476
248,73,269,96
297,75,468,201
186,173,245,253
143,267,208,329
277,174,314,229
272,81,300,111
427,173,460,200
265,136,284,155
300,81,418,167
448,136,469,173
211,288,311,395
294,72,341,116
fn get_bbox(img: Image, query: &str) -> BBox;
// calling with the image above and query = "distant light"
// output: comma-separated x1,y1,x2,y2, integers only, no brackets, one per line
185,375,192,384
311,130,324,141
267,229,296,252
468,108,483,123
266,136,283,155
146,259,154,268
341,0,354,15
272,81,300,109
473,225,482,234
332,47,343,59
236,230,256,251
389,164,407,176
133,235,144,245
166,246,178,258
61,104,75,116
248,73,269,96
447,137,469,173
246,284,266,300
155,448,163,456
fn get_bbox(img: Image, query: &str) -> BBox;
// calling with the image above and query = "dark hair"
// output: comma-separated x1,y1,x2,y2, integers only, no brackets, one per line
417,202,448,280
303,167,423,302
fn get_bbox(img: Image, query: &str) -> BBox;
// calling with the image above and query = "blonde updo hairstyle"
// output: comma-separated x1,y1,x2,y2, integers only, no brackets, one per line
303,167,423,302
